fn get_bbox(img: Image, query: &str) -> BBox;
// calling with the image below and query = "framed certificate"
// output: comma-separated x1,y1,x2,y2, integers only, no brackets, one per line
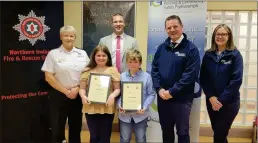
121,82,143,111
86,73,111,103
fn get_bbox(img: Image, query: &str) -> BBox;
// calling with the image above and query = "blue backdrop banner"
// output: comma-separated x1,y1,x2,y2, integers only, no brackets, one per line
146,1,207,142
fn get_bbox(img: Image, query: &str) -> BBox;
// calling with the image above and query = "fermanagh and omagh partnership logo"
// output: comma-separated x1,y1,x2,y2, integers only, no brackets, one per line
150,1,162,7
13,10,50,46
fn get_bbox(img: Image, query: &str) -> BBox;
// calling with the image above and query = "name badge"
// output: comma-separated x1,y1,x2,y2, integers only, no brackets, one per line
55,58,66,63
77,55,84,58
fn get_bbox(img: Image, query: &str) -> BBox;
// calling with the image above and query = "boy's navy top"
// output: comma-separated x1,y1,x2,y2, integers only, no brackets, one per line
200,49,243,105
151,33,201,103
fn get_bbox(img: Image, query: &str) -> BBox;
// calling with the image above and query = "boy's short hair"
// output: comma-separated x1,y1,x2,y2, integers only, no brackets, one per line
126,49,142,63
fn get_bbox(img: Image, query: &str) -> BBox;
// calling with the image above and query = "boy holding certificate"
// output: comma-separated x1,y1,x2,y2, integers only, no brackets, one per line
117,49,156,143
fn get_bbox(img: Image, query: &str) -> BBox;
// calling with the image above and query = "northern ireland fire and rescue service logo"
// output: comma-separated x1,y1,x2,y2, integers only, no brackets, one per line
13,10,50,46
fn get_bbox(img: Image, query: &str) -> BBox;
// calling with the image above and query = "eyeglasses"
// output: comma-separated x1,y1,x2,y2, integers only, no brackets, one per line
215,33,228,38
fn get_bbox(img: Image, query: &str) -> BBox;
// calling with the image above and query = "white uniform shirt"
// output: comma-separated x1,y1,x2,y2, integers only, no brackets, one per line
111,33,124,66
41,46,89,89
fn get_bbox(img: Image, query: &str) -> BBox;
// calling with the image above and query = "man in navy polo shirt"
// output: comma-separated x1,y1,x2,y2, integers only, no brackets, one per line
151,15,200,143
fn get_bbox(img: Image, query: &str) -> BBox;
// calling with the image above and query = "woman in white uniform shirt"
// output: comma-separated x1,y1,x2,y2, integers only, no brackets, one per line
41,25,89,143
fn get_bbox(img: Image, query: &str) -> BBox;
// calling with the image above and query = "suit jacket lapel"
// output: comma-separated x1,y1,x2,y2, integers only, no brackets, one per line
106,35,113,52
122,34,128,58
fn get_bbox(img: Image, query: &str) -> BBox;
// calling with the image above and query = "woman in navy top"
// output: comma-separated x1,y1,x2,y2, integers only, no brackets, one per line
200,24,243,143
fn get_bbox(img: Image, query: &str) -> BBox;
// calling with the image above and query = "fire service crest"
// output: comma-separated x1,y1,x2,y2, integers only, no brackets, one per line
13,10,50,46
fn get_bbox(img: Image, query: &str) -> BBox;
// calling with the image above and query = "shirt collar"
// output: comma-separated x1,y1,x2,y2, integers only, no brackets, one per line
216,49,227,55
112,32,125,40
59,45,77,53
126,68,143,77
170,34,184,45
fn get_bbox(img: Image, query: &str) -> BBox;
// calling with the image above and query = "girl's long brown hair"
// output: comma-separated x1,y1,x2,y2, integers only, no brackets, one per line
86,45,112,68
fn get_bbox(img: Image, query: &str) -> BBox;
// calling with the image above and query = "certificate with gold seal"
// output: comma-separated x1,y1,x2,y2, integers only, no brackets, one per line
121,82,143,111
87,73,111,103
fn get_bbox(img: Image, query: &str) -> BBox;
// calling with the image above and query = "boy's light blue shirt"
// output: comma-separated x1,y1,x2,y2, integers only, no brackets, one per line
117,69,156,123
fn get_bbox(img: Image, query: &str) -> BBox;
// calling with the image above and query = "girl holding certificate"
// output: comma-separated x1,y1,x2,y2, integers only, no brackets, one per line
117,49,156,143
79,45,120,143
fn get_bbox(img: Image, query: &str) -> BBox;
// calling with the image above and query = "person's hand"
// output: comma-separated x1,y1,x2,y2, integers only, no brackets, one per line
158,88,168,100
81,96,91,104
69,87,79,99
137,109,145,114
65,89,73,99
119,107,125,114
106,94,115,107
163,90,173,99
209,96,223,111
